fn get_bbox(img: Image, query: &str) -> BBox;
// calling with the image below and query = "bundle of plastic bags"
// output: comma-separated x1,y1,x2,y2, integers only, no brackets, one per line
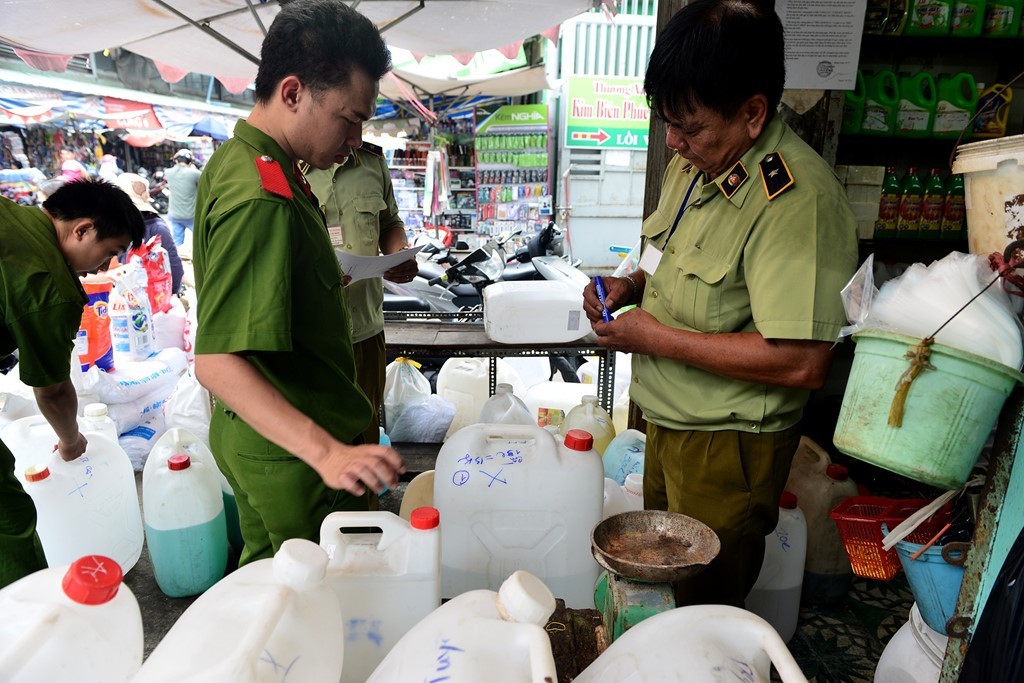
841,252,1024,369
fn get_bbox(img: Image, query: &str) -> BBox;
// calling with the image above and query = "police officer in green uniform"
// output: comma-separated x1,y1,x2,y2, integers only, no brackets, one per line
0,179,145,588
583,0,858,607
303,146,417,447
193,0,405,567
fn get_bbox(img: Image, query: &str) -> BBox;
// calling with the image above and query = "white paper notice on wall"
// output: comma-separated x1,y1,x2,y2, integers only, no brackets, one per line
775,0,868,91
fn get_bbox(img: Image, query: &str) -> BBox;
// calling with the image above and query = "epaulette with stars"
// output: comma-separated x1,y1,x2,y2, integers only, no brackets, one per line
360,142,384,157
759,151,795,201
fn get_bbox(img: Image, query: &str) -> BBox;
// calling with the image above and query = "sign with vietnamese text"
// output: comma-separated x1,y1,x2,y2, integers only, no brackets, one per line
565,76,650,150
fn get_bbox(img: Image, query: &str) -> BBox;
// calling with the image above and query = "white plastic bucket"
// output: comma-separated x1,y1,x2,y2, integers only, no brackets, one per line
18,432,143,573
143,454,228,597
434,424,604,608
0,555,143,683
366,570,558,683
319,507,442,683
573,604,808,682
951,133,1024,256
483,280,593,344
745,493,807,644
874,603,946,683
133,538,344,683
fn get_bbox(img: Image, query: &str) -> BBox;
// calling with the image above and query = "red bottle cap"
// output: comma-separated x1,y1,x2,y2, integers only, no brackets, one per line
780,491,798,509
168,454,191,471
826,463,849,481
24,465,50,483
563,429,594,451
62,555,123,605
410,506,440,530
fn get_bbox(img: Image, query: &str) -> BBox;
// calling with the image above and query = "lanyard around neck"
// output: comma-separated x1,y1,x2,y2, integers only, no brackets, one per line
664,173,702,248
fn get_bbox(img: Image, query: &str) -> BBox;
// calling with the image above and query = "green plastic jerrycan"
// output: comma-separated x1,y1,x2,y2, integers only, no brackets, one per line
862,70,900,136
841,70,867,135
905,0,953,34
983,0,1024,36
951,0,987,35
896,72,938,138
933,73,978,138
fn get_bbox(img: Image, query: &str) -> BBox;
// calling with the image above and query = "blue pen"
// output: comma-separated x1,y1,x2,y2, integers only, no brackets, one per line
594,276,613,323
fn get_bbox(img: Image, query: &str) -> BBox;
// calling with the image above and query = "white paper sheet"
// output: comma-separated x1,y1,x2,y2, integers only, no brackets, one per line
776,0,868,90
335,245,423,286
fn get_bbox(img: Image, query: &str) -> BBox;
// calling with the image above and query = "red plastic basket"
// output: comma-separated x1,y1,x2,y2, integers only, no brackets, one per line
830,496,951,581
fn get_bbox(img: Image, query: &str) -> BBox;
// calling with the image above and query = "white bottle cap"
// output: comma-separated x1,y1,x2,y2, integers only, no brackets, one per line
84,403,109,418
497,570,556,626
624,473,644,497
273,538,328,589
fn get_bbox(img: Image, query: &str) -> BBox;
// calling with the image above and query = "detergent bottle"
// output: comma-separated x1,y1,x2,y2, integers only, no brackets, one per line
896,72,938,138
366,570,558,683
951,0,987,35
933,72,979,138
983,0,1024,35
862,71,900,136
905,0,954,35
841,71,867,135
974,83,1013,137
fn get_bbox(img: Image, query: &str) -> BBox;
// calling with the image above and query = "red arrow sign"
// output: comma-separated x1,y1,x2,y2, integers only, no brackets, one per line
570,128,610,144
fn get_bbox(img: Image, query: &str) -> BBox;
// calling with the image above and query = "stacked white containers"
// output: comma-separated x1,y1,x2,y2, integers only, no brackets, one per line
434,424,604,608
133,538,343,683
15,430,144,572
0,555,143,682
745,492,808,643
366,570,558,683
143,453,228,597
318,507,442,683
478,383,534,425
80,403,119,441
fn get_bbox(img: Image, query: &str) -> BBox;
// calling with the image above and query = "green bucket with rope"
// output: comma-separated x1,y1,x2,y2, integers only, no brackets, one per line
833,330,1023,489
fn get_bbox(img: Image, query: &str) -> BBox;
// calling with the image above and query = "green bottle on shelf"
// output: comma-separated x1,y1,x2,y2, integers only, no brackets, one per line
983,0,1024,36
951,0,987,35
919,169,947,237
905,0,953,34
842,71,867,135
896,72,938,138
897,167,925,238
933,73,978,138
941,174,967,240
862,71,900,136
875,166,902,239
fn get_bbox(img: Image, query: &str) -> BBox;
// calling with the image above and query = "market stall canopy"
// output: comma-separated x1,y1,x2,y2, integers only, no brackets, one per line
382,64,553,100
1,0,600,89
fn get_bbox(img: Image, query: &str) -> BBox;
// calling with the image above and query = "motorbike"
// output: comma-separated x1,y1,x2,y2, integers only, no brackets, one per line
149,169,170,215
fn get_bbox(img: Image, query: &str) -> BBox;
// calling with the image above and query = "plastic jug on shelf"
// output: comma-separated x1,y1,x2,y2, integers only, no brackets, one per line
437,357,525,438
896,72,938,138
478,382,534,425
572,604,809,683
560,394,616,455
434,424,604,608
133,539,344,683
841,70,867,135
19,432,143,573
745,492,807,643
366,570,558,683
318,507,442,683
143,453,228,597
933,72,978,138
861,70,900,135
0,555,143,683
602,427,646,485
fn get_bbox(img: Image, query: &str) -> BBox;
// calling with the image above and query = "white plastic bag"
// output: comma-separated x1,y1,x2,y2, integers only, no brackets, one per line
382,358,432,435
388,395,456,443
164,368,212,449
83,347,187,405
119,413,167,471
106,387,171,436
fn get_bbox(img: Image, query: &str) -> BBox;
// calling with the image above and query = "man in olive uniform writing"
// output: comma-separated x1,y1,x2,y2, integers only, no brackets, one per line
193,0,405,566
304,144,417,448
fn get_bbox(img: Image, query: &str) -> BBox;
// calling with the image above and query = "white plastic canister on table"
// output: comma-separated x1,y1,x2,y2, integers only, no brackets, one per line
435,424,604,608
19,432,143,573
133,538,343,683
0,555,143,683
319,507,441,683
366,570,558,683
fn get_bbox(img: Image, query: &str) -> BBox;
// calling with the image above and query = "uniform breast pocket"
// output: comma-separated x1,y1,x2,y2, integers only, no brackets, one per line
343,195,388,250
664,247,731,333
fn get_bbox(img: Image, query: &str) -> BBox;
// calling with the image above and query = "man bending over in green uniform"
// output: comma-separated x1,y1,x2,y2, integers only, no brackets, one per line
0,178,145,588
193,0,406,567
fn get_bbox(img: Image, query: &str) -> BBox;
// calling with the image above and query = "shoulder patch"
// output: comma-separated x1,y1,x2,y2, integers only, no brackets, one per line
295,160,312,175
759,152,794,201
360,142,384,157
719,160,748,199
255,155,293,200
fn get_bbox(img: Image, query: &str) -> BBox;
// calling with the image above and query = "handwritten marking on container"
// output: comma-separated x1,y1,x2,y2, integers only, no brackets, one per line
776,526,792,552
79,557,110,582
259,650,299,682
67,482,89,498
479,468,507,488
453,470,471,487
425,639,464,682
346,618,384,646
712,658,756,682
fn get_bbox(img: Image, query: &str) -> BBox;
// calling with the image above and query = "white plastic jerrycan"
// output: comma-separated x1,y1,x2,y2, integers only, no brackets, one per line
81,402,118,442
143,454,228,597
0,391,37,429
319,507,442,683
479,382,535,425
19,433,144,573
745,492,807,644
602,473,645,519
147,427,240,551
602,427,646,485
0,555,143,683
573,604,809,683
874,603,946,683
3,413,122,473
435,424,604,608
133,538,344,683
437,357,526,438
367,570,558,683
560,394,616,455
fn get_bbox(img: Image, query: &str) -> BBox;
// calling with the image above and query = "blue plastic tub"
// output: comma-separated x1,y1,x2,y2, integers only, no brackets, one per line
888,524,966,633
